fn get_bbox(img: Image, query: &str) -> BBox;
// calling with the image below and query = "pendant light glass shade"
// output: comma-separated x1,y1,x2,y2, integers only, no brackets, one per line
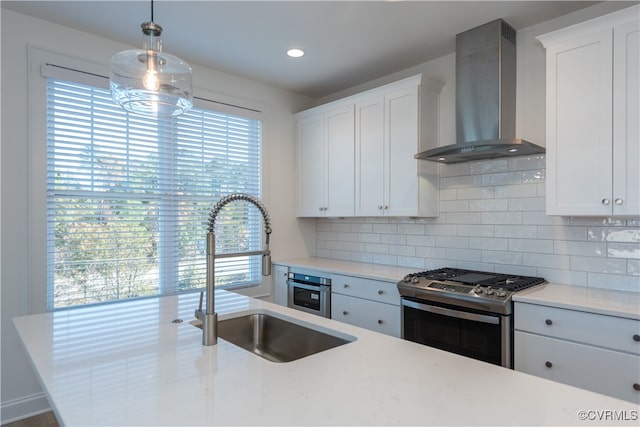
110,18,193,117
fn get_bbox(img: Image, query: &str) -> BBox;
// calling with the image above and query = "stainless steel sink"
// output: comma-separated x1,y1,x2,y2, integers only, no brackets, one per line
194,311,355,362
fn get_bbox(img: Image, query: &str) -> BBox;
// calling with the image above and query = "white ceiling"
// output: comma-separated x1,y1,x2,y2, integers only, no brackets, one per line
3,1,605,98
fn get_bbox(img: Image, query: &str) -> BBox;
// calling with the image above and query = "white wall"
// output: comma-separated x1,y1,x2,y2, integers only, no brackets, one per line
0,9,315,423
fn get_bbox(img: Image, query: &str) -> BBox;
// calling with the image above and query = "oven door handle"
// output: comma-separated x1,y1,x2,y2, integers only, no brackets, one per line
287,280,330,292
402,299,499,325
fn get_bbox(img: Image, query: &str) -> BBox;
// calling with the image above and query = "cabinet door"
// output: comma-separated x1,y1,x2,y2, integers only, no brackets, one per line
273,265,288,306
331,293,401,337
386,87,420,216
355,96,385,216
612,20,640,216
296,115,325,216
515,331,640,403
545,29,614,216
325,105,355,217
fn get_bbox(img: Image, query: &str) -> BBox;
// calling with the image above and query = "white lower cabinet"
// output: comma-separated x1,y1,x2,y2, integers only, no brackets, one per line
331,274,401,337
515,302,640,403
273,264,289,306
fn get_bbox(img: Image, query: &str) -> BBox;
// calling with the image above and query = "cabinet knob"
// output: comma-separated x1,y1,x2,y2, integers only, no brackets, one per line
383,205,389,210
545,319,553,326
343,284,349,288
377,319,384,325
602,198,611,205
378,290,384,295
378,205,383,210
633,334,640,342
342,310,349,316
545,361,553,368
615,198,623,205
634,383,640,391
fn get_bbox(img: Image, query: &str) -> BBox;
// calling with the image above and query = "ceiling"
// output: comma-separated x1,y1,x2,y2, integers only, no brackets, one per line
3,1,605,98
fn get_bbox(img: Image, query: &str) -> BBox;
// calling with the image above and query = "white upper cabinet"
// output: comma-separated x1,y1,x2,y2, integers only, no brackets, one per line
296,74,443,218
538,6,639,216
296,104,355,217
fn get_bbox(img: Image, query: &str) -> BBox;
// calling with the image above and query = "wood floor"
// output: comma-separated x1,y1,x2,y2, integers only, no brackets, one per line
2,412,58,427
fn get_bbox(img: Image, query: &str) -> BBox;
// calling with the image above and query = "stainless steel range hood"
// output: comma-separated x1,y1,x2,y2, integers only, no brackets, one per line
416,19,545,164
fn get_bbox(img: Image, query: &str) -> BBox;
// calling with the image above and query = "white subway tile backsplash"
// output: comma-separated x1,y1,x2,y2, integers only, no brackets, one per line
446,248,482,262
495,225,537,239
457,225,494,237
314,155,640,292
507,197,545,211
470,199,508,212
607,243,640,259
508,239,554,254
482,171,522,186
446,212,483,224
482,250,523,265
469,237,508,251
482,212,522,225
554,241,607,257
570,256,627,274
457,186,493,200
435,236,469,249
587,227,640,242
469,159,509,174
587,273,640,293
494,184,538,198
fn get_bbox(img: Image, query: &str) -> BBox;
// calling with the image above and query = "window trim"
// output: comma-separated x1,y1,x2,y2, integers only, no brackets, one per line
29,46,270,313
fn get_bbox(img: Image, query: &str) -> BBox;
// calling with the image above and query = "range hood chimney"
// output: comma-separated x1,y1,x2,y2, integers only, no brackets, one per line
416,19,545,164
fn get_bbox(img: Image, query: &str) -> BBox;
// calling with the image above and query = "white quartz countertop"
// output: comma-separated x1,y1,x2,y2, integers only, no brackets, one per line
273,257,416,282
14,290,639,426
514,283,640,320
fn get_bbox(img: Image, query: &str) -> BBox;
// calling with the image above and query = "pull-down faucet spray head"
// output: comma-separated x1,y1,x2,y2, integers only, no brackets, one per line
197,193,272,346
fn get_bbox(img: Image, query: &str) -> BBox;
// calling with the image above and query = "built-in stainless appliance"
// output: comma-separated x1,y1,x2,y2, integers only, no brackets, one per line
415,19,545,163
287,272,331,318
398,268,546,368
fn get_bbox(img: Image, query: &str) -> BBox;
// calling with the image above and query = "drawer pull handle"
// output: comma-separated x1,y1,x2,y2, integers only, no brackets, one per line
378,290,384,295
377,319,384,325
342,310,349,316
633,334,640,342
634,383,640,391
545,319,553,326
545,361,553,368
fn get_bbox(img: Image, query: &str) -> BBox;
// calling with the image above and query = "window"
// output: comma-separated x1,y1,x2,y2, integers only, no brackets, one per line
45,71,263,310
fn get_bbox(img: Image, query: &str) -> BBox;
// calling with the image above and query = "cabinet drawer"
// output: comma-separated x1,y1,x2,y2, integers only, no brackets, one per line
515,302,640,355
331,274,400,305
515,331,640,403
332,293,400,337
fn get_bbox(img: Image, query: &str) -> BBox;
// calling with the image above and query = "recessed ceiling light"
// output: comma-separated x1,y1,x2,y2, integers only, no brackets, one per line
287,48,305,58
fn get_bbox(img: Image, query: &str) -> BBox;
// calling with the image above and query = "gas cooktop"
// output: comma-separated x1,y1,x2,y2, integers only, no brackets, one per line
397,268,546,315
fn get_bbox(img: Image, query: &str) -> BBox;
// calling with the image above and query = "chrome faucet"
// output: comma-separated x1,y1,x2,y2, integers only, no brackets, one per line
195,193,272,346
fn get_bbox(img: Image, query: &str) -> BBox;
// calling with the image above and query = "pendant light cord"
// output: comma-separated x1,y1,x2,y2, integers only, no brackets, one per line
150,0,154,22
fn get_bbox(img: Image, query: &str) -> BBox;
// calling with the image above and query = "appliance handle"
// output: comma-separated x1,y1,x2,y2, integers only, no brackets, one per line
287,280,330,292
402,299,499,325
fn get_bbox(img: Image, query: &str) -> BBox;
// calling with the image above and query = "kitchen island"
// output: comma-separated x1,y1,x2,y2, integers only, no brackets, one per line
14,290,638,426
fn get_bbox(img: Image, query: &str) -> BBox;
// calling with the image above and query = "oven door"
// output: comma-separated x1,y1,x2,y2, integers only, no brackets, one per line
401,297,512,368
287,280,331,318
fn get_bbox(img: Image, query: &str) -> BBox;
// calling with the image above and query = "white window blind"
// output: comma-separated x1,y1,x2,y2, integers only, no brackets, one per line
46,77,262,310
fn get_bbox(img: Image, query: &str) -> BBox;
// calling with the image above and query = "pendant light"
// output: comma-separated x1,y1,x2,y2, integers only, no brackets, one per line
110,0,193,117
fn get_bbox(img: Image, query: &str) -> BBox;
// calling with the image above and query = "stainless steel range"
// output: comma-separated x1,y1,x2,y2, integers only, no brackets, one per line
398,268,546,368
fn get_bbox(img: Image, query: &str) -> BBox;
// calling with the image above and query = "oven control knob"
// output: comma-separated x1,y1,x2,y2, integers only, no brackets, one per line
403,275,412,283
496,288,507,297
411,277,420,284
484,286,494,295
473,286,483,294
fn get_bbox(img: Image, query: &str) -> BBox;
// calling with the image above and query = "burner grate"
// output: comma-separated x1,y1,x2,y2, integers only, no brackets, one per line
413,268,546,292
